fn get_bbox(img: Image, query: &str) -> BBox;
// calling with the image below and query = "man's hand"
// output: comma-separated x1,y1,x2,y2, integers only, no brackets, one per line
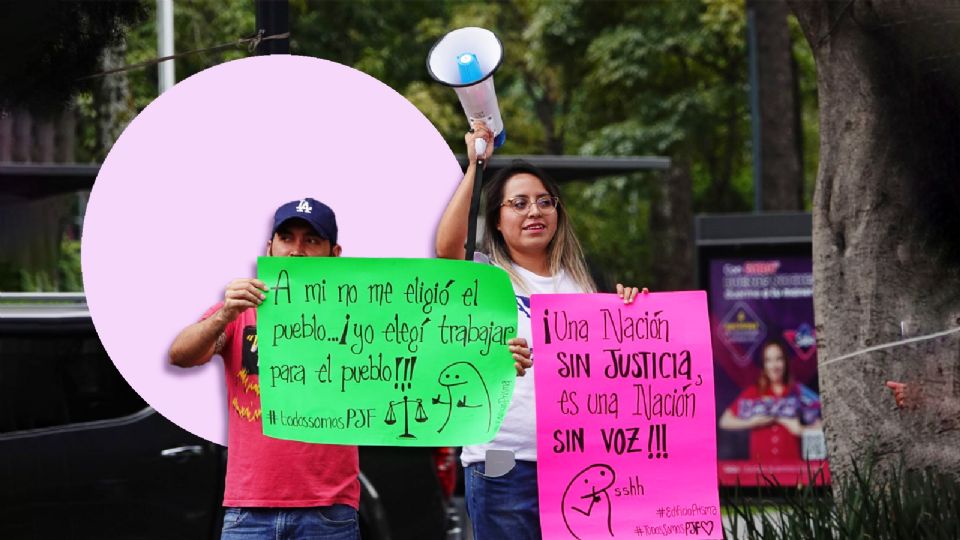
220,278,268,323
509,337,532,376
169,277,265,368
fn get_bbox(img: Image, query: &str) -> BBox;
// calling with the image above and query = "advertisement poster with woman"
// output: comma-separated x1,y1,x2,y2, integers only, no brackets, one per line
709,257,830,486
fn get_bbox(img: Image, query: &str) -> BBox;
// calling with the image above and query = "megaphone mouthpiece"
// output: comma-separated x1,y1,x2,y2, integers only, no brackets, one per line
427,27,507,149
457,53,484,85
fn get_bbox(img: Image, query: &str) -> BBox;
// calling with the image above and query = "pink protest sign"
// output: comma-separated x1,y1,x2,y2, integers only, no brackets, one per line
533,291,722,539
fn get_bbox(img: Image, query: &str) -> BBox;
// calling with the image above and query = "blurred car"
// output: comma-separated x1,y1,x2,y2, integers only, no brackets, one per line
0,293,461,539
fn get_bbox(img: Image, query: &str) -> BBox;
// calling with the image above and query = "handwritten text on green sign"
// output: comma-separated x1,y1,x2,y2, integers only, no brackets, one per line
257,257,518,445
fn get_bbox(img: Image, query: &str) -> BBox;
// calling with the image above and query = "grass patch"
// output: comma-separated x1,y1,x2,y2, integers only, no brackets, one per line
723,459,960,539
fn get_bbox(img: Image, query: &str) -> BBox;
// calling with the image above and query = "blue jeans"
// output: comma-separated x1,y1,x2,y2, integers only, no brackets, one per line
220,506,359,540
465,460,542,540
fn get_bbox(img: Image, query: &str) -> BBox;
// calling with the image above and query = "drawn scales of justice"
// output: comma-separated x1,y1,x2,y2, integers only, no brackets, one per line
381,356,492,440
383,356,428,439
383,395,429,439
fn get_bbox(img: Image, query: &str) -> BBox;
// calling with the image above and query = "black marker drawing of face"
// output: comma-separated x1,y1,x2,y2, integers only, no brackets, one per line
561,463,616,539
431,361,491,433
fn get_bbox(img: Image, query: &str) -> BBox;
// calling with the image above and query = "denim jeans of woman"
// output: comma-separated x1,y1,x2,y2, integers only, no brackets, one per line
465,460,541,540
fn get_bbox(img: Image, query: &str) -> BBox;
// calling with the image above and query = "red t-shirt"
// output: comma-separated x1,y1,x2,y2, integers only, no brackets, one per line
203,303,360,508
729,384,803,462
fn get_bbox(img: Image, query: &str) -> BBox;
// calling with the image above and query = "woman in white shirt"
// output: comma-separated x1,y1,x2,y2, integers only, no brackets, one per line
436,122,640,540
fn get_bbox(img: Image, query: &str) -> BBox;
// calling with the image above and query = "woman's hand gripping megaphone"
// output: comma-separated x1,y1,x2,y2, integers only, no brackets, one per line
466,120,495,165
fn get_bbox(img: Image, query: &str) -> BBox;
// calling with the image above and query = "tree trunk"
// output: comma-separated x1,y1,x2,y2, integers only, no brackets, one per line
54,108,75,163
750,0,804,211
35,116,55,163
0,111,12,162
789,0,960,479
12,110,32,162
94,41,131,161
650,162,694,291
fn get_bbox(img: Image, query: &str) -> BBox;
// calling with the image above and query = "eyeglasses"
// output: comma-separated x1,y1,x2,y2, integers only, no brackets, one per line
500,196,560,214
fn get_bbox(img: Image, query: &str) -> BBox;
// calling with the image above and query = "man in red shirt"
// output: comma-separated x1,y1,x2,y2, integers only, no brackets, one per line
169,198,360,539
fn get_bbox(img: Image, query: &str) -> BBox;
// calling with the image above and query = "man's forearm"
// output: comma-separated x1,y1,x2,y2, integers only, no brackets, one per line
169,308,231,367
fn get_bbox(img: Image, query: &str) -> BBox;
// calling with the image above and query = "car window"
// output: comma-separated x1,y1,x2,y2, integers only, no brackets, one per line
0,331,145,434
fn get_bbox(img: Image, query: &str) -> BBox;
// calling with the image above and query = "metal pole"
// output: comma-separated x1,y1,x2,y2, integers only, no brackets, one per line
464,160,484,261
157,0,175,93
255,0,290,55
747,7,762,213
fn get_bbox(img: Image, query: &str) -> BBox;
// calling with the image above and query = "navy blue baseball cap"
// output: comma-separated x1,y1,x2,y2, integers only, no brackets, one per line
272,198,338,245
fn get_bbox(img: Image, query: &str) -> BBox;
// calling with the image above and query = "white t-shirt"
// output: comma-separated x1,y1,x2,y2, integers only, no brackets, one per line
461,253,587,465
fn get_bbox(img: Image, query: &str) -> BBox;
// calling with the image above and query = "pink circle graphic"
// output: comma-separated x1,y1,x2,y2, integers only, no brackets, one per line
82,56,463,445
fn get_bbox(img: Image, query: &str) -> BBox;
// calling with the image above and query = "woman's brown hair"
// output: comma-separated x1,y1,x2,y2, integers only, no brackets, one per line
480,160,596,293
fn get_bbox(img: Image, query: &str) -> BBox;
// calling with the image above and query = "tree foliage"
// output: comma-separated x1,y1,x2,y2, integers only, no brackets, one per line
98,0,817,288
284,0,771,286
124,0,255,114
0,1,146,115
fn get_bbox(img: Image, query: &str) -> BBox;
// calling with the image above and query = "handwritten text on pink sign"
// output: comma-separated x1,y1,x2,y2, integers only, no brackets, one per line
533,291,722,539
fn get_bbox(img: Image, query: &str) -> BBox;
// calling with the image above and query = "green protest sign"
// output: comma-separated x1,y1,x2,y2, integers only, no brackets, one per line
257,257,518,445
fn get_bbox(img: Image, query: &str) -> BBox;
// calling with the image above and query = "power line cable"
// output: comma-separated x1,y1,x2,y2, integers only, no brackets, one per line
78,30,290,81
820,326,960,368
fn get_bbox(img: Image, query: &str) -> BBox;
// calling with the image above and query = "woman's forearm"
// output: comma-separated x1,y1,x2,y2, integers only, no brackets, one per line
436,161,477,260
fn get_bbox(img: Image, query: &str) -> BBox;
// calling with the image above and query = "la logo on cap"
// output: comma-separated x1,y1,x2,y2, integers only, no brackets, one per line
296,199,312,214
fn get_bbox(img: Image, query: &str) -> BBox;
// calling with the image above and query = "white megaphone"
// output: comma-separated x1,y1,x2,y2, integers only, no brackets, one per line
427,27,506,157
